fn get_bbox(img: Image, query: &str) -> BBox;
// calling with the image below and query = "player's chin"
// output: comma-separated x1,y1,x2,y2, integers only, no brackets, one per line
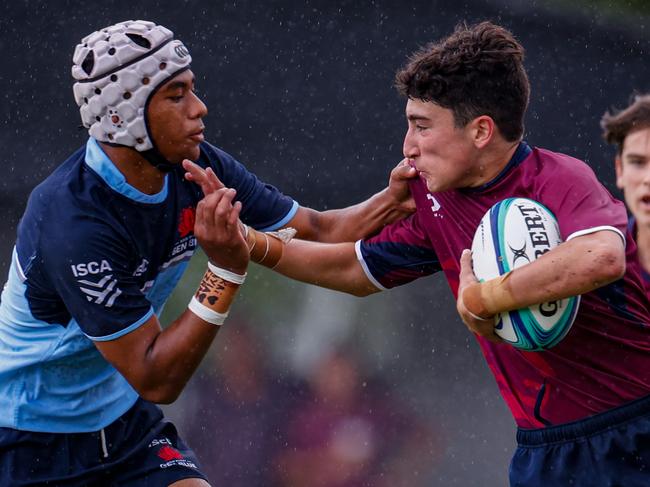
185,144,201,162
168,144,201,164
424,177,446,193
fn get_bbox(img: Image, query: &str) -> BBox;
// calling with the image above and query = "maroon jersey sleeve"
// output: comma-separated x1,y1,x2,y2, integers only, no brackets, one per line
355,212,441,290
536,151,627,241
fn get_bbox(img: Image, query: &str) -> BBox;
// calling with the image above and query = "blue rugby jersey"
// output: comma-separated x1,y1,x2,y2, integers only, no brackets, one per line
0,138,297,432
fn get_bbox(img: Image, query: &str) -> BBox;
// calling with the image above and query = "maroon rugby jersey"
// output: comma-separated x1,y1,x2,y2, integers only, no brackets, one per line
356,142,650,428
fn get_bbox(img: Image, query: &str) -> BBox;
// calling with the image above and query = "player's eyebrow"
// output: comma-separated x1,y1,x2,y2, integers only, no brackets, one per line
163,78,195,92
407,114,431,122
624,152,648,160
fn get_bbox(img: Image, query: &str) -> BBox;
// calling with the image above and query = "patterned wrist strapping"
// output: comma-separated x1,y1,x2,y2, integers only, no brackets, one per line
187,266,246,326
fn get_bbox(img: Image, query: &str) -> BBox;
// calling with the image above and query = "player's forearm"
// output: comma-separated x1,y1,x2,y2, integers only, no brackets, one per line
508,231,625,308
301,189,411,243
465,231,625,317
139,313,219,403
96,310,221,405
273,240,379,296
131,265,243,403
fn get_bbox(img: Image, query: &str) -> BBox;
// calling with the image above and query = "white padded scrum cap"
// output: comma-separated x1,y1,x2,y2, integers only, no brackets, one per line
72,20,192,151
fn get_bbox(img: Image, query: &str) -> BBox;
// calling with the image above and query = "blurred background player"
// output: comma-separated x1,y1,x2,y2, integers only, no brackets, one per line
182,328,437,487
181,323,302,487
0,20,416,486
273,348,437,487
602,94,650,290
190,21,650,486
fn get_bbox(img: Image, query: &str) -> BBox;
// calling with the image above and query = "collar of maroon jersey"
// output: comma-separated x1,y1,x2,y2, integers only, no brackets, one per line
463,141,532,194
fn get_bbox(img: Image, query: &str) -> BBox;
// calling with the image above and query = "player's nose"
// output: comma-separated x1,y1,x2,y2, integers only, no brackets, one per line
642,165,650,186
189,91,208,119
403,132,419,159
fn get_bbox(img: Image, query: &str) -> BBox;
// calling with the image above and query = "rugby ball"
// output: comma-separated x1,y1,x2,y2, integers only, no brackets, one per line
470,198,580,351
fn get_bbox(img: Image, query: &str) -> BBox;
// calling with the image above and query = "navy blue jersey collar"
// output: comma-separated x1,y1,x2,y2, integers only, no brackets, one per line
464,141,532,193
84,138,169,204
628,215,650,284
628,215,637,237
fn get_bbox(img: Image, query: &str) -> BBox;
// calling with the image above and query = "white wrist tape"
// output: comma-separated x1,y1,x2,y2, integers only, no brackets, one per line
188,295,229,326
207,262,247,285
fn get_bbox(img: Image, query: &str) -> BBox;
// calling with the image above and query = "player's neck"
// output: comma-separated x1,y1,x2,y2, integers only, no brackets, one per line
470,139,520,188
636,223,650,274
99,143,167,195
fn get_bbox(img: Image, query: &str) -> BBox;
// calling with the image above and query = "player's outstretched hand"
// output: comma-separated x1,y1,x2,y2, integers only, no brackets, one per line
388,158,418,214
194,187,249,274
456,249,501,343
182,159,225,196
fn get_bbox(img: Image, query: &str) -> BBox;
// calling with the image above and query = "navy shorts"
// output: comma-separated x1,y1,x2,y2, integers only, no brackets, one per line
510,393,650,487
0,398,208,486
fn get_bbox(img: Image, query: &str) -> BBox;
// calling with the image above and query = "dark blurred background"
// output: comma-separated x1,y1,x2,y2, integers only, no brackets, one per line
2,1,649,485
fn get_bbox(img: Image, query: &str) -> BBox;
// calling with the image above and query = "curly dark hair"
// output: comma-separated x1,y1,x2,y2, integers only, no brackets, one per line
395,21,530,142
601,94,650,154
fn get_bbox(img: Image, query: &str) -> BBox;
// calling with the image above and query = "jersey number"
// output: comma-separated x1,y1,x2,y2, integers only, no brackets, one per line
427,194,441,212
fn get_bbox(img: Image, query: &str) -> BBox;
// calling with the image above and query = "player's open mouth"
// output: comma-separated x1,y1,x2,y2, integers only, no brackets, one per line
640,195,650,208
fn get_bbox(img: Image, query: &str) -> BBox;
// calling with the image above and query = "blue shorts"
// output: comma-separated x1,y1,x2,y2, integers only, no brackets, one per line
0,398,208,486
510,393,650,487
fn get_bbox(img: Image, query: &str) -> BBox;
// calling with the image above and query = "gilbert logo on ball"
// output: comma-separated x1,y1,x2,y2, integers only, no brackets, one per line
471,198,580,351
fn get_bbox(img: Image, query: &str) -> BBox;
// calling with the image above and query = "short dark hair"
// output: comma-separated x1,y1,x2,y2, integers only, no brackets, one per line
395,21,530,142
601,94,650,154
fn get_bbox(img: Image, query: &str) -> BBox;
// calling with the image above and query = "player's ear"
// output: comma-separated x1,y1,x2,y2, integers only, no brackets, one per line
615,155,625,190
470,115,494,149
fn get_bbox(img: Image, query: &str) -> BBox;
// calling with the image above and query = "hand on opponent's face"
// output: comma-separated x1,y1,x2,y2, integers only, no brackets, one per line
387,158,418,214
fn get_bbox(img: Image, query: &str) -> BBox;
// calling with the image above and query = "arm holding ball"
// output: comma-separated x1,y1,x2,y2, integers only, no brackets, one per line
457,230,626,341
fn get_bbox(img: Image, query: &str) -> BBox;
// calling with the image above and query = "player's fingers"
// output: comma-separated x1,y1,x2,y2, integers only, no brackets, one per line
182,159,205,180
205,193,224,228
392,158,418,180
464,313,500,342
204,189,233,228
213,188,236,222
195,197,213,232
458,249,475,284
478,325,503,343
227,201,242,228
182,159,214,195
205,167,226,191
